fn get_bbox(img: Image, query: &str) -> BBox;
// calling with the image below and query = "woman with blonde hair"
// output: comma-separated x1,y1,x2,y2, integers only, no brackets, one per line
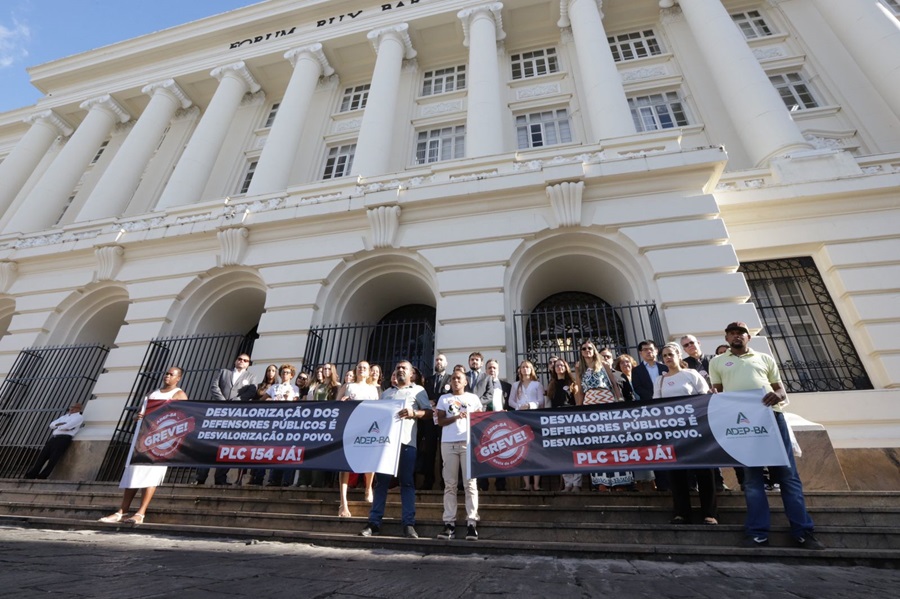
338,360,379,516
509,360,546,491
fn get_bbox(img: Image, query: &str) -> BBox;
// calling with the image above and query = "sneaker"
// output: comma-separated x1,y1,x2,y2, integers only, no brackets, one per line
403,525,419,539
738,536,769,547
437,524,455,540
358,523,380,537
794,533,825,551
465,524,478,541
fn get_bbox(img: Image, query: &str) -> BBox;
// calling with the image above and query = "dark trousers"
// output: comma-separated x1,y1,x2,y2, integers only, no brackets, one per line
670,468,717,521
195,467,229,485
24,435,73,479
416,418,441,489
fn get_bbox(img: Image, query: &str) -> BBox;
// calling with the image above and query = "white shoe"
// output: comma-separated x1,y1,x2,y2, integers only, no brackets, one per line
98,512,125,523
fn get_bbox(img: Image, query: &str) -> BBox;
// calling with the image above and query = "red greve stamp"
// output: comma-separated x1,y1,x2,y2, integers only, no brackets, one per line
139,411,195,460
475,418,534,469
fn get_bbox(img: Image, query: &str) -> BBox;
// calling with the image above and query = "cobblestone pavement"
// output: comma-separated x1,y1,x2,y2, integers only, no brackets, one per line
1,525,898,598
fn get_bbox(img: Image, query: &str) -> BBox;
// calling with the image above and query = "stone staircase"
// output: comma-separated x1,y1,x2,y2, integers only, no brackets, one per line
1,479,898,567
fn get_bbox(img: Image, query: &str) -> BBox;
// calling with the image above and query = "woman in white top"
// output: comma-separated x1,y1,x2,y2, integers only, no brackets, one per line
338,361,379,517
509,360,546,491
653,342,717,525
267,364,300,401
99,366,188,525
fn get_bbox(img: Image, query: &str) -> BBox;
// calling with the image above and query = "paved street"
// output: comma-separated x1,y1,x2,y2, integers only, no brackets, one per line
0,525,898,598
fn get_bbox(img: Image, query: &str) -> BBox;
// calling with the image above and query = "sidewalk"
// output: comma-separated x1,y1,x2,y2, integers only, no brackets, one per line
1,525,897,598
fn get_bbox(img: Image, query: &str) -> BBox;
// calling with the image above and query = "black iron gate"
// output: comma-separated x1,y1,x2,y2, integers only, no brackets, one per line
304,319,435,382
513,301,663,383
0,344,109,477
96,332,254,483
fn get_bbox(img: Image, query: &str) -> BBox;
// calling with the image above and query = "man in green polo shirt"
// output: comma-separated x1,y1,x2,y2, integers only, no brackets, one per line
709,321,824,550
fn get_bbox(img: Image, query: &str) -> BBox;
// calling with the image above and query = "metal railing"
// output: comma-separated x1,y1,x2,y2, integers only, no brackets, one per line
304,319,435,382
513,301,663,384
96,332,254,483
0,344,109,478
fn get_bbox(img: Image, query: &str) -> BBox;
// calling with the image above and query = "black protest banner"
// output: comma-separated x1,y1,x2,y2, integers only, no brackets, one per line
469,390,789,478
129,399,405,475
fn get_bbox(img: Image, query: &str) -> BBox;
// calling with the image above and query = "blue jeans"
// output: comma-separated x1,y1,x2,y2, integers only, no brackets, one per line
743,412,815,540
368,443,417,527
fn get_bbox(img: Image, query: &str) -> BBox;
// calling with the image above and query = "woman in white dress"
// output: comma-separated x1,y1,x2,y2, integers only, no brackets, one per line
509,360,546,491
99,366,188,525
337,360,380,516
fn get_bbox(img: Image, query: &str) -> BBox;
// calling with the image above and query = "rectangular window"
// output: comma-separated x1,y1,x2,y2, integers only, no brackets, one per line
740,257,872,392
422,65,466,96
607,30,663,62
769,73,818,111
730,10,774,39
91,141,109,165
510,48,559,80
628,92,689,132
322,144,356,179
263,103,280,128
516,109,572,149
238,160,258,194
339,85,370,112
415,125,466,164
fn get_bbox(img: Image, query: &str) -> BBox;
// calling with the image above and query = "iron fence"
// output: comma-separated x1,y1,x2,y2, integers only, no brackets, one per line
96,332,254,483
304,319,435,383
0,344,109,478
513,301,663,384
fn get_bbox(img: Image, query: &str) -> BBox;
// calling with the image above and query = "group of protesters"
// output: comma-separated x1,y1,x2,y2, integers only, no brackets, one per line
87,320,824,549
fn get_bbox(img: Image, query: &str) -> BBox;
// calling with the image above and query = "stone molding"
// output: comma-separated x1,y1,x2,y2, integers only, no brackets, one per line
557,0,604,28
25,110,74,137
367,23,417,59
285,43,335,77
367,205,401,248
79,94,131,124
217,227,250,266
547,181,583,228
458,3,506,47
142,79,193,109
94,245,124,282
0,261,18,293
211,61,261,94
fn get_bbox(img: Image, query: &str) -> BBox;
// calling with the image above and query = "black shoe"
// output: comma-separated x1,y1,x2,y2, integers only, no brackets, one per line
738,536,769,548
794,533,825,550
214,482,231,486
359,524,380,537
437,524,455,540
403,525,419,539
465,524,478,541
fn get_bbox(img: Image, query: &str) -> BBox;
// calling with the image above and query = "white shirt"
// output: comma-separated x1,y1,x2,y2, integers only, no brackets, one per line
509,380,546,410
344,382,379,400
652,369,710,399
381,385,431,447
49,412,84,437
437,392,481,443
268,382,299,401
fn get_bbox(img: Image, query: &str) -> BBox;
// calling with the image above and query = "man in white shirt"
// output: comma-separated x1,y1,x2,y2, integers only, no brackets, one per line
436,369,482,541
24,404,84,479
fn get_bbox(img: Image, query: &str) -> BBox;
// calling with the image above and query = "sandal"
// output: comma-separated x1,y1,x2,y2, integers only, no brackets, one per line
365,490,373,503
124,513,145,525
98,511,125,523
338,507,352,518
703,517,718,525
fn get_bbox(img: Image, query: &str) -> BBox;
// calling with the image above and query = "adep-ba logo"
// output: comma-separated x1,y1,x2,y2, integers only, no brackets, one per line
475,418,534,470
353,420,392,446
725,411,769,437
139,410,195,460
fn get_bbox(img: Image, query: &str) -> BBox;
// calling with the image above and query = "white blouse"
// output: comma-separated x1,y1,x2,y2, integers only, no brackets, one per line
509,380,547,410
652,369,710,399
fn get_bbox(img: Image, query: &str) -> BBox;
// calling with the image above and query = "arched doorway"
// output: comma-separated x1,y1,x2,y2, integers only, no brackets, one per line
365,304,436,380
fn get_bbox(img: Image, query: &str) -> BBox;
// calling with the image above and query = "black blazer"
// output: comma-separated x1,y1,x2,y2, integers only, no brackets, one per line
426,372,452,403
466,370,495,410
632,362,668,402
210,368,258,401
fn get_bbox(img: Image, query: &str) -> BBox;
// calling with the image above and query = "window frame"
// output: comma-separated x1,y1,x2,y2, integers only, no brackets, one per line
515,108,573,150
414,124,466,165
769,72,819,111
510,47,560,81
338,85,371,113
238,160,258,195
421,65,467,97
263,103,280,129
607,29,664,62
322,143,356,180
730,10,775,40
627,91,690,132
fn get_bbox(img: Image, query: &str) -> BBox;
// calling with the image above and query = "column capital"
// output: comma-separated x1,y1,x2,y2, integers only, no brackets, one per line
79,94,131,124
141,79,193,109
458,3,506,47
211,61,261,94
25,109,74,137
285,43,335,77
367,23,417,59
558,0,603,28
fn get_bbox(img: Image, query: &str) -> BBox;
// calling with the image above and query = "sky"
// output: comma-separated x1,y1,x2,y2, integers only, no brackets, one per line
0,0,263,114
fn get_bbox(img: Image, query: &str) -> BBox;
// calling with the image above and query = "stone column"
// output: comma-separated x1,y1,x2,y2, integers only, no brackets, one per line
77,80,192,222
155,62,260,209
350,24,416,178
672,0,811,165
814,0,900,120
4,95,130,234
458,3,506,157
558,0,635,140
247,44,333,195
0,110,73,217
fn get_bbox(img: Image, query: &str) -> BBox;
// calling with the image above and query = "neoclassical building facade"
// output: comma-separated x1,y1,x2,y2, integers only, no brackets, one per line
0,0,898,484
